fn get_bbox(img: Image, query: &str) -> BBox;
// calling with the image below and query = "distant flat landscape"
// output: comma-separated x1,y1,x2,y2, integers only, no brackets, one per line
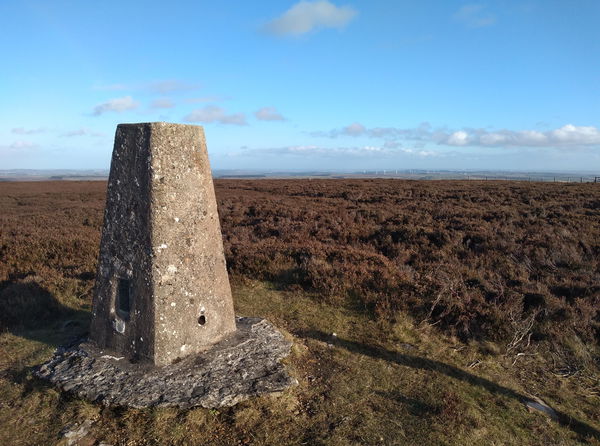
1,168,598,183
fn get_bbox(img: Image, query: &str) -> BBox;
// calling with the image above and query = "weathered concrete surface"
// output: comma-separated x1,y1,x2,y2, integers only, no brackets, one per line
90,122,236,366
37,317,296,409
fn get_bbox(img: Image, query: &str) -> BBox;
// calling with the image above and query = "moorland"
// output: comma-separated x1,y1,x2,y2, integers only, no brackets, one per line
0,179,598,445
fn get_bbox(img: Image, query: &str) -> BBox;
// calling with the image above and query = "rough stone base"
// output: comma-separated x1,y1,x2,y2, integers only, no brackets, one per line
36,317,296,409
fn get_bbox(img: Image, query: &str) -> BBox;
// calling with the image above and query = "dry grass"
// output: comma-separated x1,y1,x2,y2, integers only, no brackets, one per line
0,180,599,445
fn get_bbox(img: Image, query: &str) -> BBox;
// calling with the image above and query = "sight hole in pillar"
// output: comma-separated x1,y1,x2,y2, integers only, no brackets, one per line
116,278,132,321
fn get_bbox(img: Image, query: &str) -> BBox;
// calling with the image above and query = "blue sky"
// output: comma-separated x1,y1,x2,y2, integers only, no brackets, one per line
1,0,599,171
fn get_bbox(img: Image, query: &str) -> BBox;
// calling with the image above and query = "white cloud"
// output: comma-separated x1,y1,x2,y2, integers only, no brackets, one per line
184,105,247,125
312,121,432,139
60,128,105,137
92,96,139,116
440,125,600,147
4,140,38,150
246,145,384,157
453,4,496,28
220,114,247,125
549,124,600,145
254,107,286,121
313,123,600,149
11,127,46,135
264,0,357,36
150,98,175,109
236,145,439,158
186,96,228,103
446,130,469,146
479,132,509,145
343,122,366,136
147,80,200,94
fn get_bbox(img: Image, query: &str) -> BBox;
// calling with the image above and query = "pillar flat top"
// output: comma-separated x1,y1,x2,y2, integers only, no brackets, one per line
116,122,203,129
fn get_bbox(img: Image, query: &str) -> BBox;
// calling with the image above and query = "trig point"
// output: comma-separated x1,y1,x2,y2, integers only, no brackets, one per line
90,122,236,366
36,123,296,408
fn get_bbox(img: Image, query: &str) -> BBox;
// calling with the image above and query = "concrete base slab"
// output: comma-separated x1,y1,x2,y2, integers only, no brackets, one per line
36,317,296,409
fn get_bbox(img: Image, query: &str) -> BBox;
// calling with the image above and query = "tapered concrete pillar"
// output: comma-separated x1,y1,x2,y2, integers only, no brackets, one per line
90,122,236,366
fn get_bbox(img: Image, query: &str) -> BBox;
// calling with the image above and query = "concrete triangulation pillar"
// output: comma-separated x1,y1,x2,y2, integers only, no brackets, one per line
90,122,236,366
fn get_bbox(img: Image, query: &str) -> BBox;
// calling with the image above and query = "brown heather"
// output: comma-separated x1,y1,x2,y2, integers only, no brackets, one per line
1,179,599,347
1,179,599,446
217,179,600,346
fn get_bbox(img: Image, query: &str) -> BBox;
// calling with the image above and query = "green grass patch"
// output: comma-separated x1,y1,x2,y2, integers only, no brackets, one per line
1,280,598,445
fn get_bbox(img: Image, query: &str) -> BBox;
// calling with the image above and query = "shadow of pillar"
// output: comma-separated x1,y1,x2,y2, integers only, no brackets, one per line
0,279,91,396
294,328,600,442
0,278,90,354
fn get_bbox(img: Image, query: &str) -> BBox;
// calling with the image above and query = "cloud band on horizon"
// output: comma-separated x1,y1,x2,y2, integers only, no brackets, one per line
312,123,600,149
